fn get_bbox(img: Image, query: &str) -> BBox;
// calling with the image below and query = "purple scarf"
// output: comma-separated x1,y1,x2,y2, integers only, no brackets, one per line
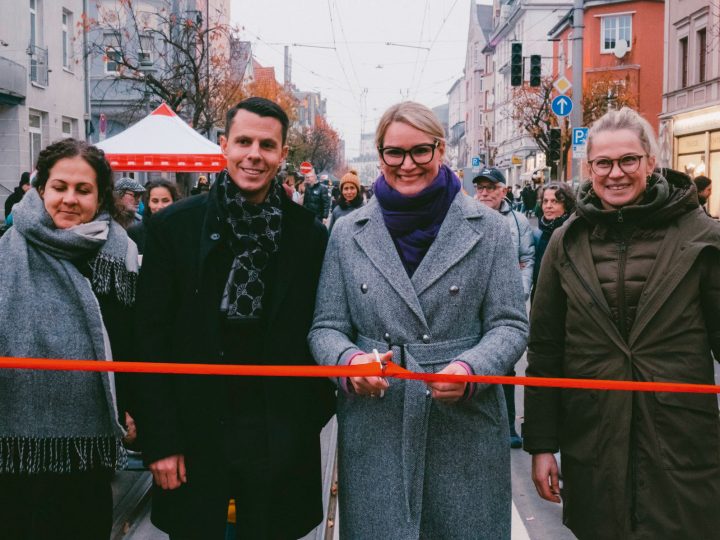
374,164,461,276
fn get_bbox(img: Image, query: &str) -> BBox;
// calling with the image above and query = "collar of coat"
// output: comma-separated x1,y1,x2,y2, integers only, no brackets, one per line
342,193,495,328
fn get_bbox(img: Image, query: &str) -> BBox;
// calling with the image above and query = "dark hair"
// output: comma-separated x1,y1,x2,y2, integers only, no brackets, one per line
35,138,117,219
143,180,181,218
19,171,31,187
225,97,289,144
694,175,711,192
542,181,576,214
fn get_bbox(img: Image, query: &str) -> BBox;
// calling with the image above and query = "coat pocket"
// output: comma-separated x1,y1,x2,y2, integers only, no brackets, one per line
559,389,600,465
653,377,720,470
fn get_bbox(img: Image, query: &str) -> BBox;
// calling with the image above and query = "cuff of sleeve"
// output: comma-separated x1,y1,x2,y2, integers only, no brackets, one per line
452,360,477,400
338,350,364,395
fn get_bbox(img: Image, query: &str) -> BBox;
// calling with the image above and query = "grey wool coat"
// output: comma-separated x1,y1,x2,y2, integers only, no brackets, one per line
309,193,529,539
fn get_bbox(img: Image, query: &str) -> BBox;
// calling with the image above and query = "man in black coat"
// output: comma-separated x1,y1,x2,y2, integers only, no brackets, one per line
133,97,335,540
302,170,330,222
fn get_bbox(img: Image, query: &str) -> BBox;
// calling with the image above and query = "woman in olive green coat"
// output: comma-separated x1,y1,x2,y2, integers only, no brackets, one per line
524,107,720,539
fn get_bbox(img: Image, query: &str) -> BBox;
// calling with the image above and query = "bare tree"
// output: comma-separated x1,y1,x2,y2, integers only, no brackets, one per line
84,0,243,135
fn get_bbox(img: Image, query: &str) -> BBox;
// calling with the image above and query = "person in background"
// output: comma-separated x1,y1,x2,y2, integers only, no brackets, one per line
309,101,528,539
531,181,576,294
190,175,211,195
0,138,138,540
694,175,712,215
328,169,364,232
521,181,537,217
302,169,330,223
4,172,31,220
114,177,146,229
524,107,720,539
512,183,522,210
132,97,334,540
473,167,534,449
128,180,181,255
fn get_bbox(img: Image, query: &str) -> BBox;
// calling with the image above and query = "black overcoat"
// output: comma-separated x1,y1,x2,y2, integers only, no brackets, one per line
132,183,335,538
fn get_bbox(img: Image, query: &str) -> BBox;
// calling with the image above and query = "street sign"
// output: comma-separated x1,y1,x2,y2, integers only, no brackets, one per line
553,76,572,95
299,161,313,175
572,127,589,159
572,127,588,146
551,95,573,117
471,155,482,173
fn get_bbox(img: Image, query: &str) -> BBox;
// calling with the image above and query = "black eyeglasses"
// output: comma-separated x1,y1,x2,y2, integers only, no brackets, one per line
377,141,439,167
587,154,647,177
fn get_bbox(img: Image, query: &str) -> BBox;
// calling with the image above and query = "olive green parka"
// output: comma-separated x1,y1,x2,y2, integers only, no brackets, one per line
524,170,720,539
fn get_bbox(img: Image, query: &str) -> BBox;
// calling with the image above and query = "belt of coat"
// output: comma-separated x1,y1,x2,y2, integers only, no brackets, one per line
355,333,481,523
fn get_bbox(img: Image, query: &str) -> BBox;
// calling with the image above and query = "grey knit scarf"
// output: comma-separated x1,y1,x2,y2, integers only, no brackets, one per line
0,189,138,473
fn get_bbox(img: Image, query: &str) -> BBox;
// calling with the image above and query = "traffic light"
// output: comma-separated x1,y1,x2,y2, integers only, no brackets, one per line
548,128,561,162
530,55,541,87
511,43,523,87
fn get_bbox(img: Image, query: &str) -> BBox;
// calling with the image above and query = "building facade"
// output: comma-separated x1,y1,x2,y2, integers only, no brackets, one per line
484,0,572,185
661,0,720,217
0,0,86,207
464,3,495,170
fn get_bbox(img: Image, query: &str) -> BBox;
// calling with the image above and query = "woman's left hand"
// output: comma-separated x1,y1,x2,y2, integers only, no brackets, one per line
427,362,468,402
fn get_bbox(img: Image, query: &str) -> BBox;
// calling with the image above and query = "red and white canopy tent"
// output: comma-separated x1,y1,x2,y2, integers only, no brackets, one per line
95,103,225,172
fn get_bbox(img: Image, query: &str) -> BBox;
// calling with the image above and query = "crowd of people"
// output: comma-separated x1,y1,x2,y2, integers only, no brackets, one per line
0,97,718,540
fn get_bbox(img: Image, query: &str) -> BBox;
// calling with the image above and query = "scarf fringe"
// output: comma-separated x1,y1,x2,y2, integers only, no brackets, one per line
0,436,127,474
91,254,137,306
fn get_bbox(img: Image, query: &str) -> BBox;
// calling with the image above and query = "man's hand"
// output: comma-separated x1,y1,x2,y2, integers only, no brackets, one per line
348,351,392,396
427,362,468,402
150,454,187,490
532,453,561,503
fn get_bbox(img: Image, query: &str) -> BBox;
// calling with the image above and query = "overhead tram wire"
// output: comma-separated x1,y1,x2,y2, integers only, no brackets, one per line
331,0,363,91
409,0,431,100
411,0,461,100
326,0,363,112
242,29,362,115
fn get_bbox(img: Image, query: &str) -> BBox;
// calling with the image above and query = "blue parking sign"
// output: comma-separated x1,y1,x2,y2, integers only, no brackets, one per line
471,156,481,167
572,127,588,146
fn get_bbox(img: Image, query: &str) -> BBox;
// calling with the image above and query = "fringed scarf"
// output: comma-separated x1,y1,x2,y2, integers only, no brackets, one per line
0,189,138,474
218,171,283,320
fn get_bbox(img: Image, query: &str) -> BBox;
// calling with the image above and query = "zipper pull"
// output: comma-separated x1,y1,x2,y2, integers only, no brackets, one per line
617,210,624,223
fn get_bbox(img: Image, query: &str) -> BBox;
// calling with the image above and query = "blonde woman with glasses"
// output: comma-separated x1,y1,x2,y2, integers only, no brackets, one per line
524,107,720,539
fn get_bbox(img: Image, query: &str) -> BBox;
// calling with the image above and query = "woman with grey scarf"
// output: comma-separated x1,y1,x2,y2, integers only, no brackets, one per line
0,138,139,540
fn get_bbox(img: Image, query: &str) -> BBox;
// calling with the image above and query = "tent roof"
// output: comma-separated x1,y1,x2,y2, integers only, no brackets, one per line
96,103,224,172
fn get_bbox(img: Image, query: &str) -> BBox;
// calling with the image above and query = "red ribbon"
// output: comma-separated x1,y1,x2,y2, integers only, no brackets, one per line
1,356,719,394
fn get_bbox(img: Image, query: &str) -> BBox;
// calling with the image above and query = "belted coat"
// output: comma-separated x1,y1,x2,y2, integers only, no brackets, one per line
309,193,529,539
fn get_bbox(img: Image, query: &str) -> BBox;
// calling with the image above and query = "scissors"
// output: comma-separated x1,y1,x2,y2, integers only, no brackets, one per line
372,348,387,398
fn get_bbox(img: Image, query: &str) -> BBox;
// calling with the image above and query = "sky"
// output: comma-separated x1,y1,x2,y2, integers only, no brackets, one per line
230,0,489,159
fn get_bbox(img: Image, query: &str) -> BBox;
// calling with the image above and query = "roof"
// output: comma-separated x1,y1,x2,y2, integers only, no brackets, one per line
547,9,574,40
95,103,224,172
476,4,494,41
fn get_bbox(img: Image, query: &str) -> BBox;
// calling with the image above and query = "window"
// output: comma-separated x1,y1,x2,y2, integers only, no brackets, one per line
61,116,75,137
601,14,632,53
697,28,706,84
105,48,121,73
29,111,43,169
566,32,573,68
30,0,37,48
138,34,153,66
62,10,72,69
680,36,688,88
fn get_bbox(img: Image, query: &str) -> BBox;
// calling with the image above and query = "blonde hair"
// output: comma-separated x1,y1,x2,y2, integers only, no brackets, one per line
375,101,446,149
587,107,659,158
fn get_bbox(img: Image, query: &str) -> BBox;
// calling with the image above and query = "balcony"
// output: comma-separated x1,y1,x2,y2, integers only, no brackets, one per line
27,44,48,86
0,56,26,105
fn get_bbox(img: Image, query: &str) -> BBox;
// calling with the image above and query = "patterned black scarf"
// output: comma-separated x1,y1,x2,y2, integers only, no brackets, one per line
219,171,283,320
